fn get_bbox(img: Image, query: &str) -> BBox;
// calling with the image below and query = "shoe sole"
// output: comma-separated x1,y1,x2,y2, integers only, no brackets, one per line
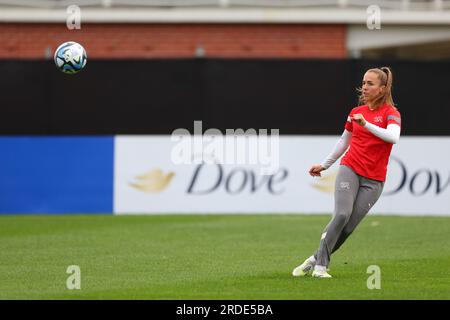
312,273,332,278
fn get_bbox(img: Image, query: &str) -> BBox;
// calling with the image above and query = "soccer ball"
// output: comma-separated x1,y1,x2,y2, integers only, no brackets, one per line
54,41,87,74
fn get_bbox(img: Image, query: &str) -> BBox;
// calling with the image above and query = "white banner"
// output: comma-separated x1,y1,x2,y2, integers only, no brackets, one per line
114,136,450,216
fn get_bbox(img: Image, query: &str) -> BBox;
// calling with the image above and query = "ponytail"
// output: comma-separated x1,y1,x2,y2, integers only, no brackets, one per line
380,67,395,107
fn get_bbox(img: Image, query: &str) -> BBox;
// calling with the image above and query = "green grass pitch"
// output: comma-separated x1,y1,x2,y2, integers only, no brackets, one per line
0,214,449,299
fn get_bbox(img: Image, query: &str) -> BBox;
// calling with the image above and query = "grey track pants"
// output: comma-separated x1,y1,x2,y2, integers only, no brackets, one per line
314,165,384,267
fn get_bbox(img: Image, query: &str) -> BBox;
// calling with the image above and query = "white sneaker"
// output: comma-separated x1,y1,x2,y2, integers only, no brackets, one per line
292,257,315,277
312,269,332,278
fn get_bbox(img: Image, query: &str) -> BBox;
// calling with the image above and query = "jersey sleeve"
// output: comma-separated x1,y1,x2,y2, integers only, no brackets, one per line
344,109,354,132
386,108,401,127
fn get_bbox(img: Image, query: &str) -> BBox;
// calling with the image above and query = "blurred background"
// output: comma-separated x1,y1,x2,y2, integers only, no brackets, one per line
0,0,449,215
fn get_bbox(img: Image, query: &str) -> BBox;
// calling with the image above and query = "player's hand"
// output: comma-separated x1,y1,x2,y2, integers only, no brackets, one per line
351,114,366,126
309,164,325,177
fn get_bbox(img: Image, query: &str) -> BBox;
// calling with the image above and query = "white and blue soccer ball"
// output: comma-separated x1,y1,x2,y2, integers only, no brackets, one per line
54,41,87,74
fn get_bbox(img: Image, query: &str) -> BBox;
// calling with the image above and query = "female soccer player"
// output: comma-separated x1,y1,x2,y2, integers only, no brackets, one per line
292,67,401,278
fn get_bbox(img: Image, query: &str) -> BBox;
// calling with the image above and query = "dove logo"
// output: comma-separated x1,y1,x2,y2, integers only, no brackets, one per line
171,121,279,175
383,157,450,196
129,169,175,193
186,163,288,195
310,171,338,194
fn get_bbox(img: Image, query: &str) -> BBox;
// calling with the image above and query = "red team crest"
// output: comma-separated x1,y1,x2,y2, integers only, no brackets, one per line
373,116,383,123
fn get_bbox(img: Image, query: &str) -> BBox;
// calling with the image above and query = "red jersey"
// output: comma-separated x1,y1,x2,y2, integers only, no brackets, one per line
341,104,401,181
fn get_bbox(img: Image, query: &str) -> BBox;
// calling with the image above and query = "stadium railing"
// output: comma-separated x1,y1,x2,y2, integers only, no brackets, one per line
0,0,449,11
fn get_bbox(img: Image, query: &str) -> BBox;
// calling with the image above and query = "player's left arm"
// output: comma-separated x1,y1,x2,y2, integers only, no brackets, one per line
364,123,400,144
352,112,401,144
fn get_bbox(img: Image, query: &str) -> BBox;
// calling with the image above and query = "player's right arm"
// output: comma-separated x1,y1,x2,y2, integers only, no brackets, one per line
309,129,352,177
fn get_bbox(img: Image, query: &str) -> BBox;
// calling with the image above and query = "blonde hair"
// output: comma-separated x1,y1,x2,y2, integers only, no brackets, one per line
358,66,395,108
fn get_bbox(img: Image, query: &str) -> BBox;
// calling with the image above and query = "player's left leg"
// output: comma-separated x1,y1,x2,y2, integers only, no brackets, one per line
330,177,384,255
313,165,359,275
293,165,359,278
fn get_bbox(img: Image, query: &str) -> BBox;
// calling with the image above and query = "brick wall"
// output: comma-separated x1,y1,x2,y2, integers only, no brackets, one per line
0,23,347,59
